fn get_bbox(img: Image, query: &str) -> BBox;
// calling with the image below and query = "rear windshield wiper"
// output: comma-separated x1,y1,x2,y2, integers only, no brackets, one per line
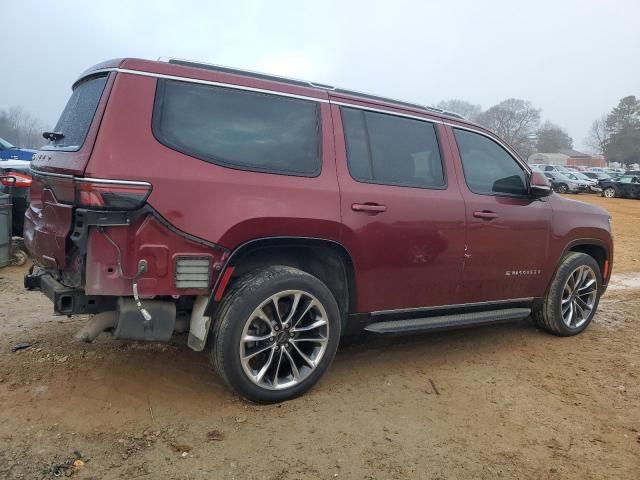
43,131,65,141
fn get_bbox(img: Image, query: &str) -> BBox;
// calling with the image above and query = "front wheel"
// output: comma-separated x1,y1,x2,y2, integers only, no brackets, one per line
603,187,616,198
533,252,601,336
210,266,341,403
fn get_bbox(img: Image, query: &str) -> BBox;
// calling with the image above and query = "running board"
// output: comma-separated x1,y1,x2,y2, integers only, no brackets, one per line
364,308,531,334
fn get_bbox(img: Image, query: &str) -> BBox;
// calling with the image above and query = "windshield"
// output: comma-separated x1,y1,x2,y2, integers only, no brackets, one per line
46,74,108,151
0,137,15,149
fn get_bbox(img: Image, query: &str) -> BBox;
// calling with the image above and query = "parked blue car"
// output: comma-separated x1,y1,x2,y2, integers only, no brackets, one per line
0,137,36,161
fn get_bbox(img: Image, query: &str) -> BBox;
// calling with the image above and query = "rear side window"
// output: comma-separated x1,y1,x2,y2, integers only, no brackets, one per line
454,129,527,196
153,80,321,176
47,74,109,151
341,107,445,188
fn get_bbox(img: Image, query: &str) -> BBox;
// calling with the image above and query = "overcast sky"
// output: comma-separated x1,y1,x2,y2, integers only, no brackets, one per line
2,0,639,150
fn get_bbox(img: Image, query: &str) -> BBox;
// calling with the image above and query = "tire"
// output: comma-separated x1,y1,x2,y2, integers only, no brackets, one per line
210,266,341,403
603,187,616,198
557,184,569,194
11,249,28,266
532,252,601,336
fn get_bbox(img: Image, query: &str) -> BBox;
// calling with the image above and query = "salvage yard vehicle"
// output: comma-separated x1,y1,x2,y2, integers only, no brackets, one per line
600,175,640,199
24,58,613,403
0,169,32,236
543,171,590,193
564,171,600,193
0,137,36,161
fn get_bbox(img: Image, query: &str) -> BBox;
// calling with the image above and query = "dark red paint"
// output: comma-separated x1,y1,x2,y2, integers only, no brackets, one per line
26,58,613,314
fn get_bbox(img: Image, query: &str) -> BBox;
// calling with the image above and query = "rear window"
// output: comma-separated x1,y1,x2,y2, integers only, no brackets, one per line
47,74,108,151
153,79,321,176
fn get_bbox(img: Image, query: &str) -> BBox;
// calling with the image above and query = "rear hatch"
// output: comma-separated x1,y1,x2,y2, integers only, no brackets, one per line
25,71,113,272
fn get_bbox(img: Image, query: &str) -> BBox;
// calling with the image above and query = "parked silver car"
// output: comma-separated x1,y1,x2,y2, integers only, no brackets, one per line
544,171,590,193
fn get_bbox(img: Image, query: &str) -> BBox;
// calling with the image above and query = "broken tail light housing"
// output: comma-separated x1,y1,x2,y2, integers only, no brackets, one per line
29,171,152,210
75,178,152,210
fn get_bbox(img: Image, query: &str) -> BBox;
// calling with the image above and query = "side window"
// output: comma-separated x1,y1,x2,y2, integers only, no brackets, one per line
341,107,445,189
153,79,321,176
454,129,528,196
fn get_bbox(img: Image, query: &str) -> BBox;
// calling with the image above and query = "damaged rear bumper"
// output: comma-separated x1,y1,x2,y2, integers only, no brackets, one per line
24,269,116,315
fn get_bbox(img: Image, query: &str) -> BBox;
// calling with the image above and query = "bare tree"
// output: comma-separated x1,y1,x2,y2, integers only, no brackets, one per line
584,115,610,155
536,121,573,153
0,106,47,149
475,98,541,158
435,99,482,121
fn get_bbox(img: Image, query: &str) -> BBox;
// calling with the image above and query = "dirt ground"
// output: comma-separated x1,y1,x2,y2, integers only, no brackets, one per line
1,195,638,479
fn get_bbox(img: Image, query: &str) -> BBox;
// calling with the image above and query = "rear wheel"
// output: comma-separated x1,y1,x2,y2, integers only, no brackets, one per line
603,187,616,198
210,266,341,403
533,252,601,336
557,183,569,194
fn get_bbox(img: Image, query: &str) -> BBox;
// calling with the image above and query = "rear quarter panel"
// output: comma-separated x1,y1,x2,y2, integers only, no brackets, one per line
85,73,342,250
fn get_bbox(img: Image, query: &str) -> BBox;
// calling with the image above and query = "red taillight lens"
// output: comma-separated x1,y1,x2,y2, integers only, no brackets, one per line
75,179,152,210
1,172,32,187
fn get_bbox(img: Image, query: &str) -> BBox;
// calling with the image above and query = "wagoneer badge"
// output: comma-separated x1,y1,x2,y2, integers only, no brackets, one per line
505,269,542,276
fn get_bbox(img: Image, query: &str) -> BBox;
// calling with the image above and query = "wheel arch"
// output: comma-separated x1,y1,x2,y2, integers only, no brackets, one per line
205,237,358,330
549,238,611,294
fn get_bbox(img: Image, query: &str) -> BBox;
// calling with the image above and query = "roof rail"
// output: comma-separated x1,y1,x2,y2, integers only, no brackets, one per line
161,57,467,121
165,57,337,91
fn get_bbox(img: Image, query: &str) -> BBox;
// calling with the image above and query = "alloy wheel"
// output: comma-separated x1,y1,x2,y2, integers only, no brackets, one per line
239,290,329,390
561,265,598,329
604,187,615,198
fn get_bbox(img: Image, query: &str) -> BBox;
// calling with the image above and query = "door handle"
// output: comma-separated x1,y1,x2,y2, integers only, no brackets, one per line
473,210,498,220
351,203,387,214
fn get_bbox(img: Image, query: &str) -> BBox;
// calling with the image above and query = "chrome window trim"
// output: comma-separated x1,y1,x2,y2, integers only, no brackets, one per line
76,68,529,173
331,100,444,125
331,101,530,173
371,297,535,318
85,68,330,104
447,123,531,174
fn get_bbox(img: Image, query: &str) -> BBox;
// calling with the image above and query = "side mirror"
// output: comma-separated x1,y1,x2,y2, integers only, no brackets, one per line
529,171,553,198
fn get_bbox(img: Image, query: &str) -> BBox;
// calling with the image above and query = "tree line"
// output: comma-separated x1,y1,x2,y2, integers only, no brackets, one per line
0,106,48,150
437,95,640,166
436,98,572,159
2,94,639,166
585,96,640,166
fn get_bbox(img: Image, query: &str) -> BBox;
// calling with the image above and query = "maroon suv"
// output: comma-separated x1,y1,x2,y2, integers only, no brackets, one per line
24,58,613,403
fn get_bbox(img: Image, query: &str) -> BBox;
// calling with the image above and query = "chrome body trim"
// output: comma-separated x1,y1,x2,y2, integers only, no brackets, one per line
84,68,330,103
332,101,530,173
30,168,151,186
75,177,152,186
75,67,530,173
30,169,74,179
330,100,444,124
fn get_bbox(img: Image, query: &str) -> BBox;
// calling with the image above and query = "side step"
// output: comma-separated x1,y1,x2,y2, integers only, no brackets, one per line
364,308,531,334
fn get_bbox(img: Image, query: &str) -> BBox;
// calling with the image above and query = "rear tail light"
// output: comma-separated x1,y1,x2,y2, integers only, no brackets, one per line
75,179,152,210
1,172,32,188
31,173,152,210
